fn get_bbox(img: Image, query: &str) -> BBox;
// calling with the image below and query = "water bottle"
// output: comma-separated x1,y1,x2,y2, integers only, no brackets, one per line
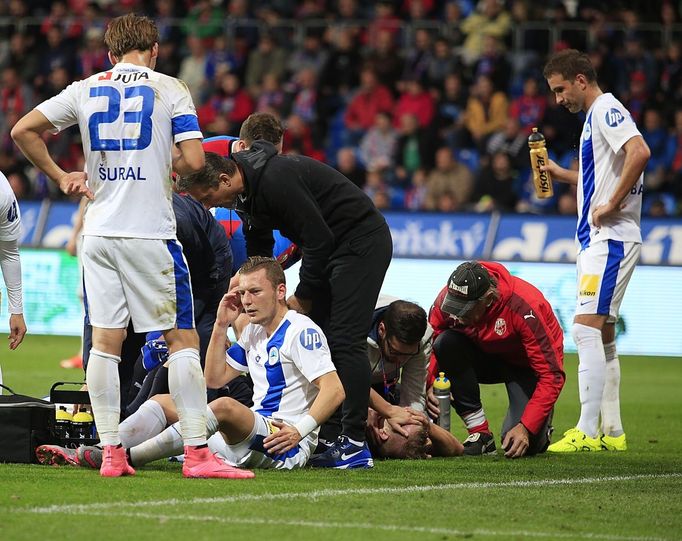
528,127,554,199
54,406,73,440
433,372,451,431
71,407,95,440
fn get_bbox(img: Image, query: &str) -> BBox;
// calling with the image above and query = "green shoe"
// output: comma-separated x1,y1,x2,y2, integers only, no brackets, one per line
601,433,627,451
547,428,602,453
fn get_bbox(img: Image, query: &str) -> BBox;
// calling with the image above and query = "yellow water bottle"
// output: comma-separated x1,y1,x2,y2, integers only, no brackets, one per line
433,372,451,431
54,406,73,440
72,407,95,439
528,127,554,199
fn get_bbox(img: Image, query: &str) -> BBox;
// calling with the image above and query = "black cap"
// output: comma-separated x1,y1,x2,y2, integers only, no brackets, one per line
441,261,491,316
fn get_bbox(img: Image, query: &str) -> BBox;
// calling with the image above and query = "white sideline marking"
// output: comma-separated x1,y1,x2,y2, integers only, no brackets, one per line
34,509,675,541
25,472,681,515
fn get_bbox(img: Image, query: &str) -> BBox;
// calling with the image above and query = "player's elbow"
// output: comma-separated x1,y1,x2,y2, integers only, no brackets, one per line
204,369,226,389
325,374,346,409
629,138,651,168
639,142,651,165
185,151,205,174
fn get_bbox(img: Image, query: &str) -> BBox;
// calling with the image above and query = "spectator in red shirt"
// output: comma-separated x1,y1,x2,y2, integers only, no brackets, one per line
509,77,547,136
393,77,435,129
344,66,394,143
198,72,254,137
427,261,565,458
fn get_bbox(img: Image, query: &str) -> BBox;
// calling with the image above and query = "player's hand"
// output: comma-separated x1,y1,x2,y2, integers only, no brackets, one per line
65,236,78,257
367,408,389,442
592,200,624,227
502,422,530,458
216,289,242,327
385,405,427,438
58,171,93,201
228,274,240,292
287,295,312,315
539,158,560,178
8,313,26,350
263,421,302,454
426,385,440,421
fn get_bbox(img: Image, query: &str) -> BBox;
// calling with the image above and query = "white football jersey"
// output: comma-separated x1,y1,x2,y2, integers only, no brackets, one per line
0,171,21,241
36,63,202,239
576,93,643,250
226,310,335,426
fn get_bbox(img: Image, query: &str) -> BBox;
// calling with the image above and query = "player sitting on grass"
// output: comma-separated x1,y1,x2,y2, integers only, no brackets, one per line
37,257,345,471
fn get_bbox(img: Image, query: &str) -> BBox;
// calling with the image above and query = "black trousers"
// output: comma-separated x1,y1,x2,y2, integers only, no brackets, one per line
315,223,393,442
433,330,552,455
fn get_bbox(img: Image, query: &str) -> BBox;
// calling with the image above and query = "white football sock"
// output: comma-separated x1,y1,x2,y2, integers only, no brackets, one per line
128,406,219,467
119,400,168,448
601,340,624,437
573,323,605,438
167,348,207,446
129,422,183,467
206,405,219,437
86,349,121,446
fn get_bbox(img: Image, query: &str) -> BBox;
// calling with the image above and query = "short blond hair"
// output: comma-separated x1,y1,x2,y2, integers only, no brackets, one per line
238,257,286,288
104,14,159,58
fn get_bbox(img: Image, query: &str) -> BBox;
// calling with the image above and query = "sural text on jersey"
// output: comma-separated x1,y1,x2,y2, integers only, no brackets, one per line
98,166,147,181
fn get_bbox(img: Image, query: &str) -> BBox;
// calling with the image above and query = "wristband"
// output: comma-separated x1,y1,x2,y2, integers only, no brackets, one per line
293,414,318,439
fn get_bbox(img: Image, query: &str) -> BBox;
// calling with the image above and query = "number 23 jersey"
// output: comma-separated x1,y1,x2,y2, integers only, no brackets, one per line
36,63,202,239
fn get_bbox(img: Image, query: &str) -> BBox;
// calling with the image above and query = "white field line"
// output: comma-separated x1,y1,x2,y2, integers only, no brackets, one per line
31,509,675,541
22,472,682,516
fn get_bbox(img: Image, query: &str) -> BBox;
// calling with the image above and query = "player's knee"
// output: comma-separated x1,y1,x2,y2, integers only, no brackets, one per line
433,330,474,370
571,323,602,348
209,396,237,422
150,394,174,421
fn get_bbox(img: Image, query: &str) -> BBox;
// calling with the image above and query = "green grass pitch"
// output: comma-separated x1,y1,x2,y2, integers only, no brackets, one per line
0,335,680,541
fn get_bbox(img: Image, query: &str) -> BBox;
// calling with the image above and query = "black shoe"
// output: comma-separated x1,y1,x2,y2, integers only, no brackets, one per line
311,438,335,456
463,432,496,456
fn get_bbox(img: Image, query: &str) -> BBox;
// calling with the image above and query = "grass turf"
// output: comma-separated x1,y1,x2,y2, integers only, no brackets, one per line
0,335,680,541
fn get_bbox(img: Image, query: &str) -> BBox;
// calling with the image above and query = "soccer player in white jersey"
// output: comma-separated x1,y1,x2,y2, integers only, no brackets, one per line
0,171,27,373
10,14,239,478
541,49,650,452
39,257,346,471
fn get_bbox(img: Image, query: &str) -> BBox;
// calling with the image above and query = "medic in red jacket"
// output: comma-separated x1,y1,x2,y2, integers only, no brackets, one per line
428,261,565,457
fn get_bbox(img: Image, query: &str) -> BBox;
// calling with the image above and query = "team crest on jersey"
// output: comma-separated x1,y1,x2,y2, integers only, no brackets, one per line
268,347,280,365
583,122,592,140
494,318,507,336
605,108,625,127
300,328,323,350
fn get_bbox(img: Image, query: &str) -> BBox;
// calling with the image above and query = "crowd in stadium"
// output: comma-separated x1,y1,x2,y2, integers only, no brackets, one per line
1,0,681,216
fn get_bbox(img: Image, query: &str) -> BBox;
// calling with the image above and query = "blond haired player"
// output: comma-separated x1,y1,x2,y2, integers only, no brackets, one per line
12,14,241,478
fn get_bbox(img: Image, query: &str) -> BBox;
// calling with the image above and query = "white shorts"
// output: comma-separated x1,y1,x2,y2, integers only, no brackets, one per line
81,236,194,332
575,240,640,322
207,412,316,470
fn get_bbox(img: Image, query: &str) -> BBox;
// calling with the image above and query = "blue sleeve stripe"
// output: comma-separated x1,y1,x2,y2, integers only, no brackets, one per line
172,114,200,136
228,343,248,367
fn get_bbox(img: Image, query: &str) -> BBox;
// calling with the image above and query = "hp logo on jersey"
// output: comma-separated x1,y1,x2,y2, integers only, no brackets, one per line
300,329,322,350
605,108,625,127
